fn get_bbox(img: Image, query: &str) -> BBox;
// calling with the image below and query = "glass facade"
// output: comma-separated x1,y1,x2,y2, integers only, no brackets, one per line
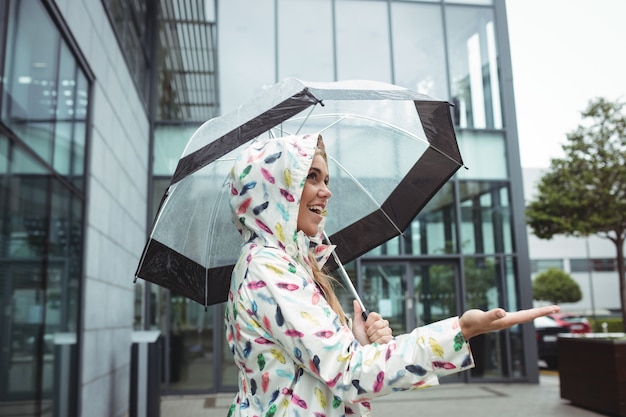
0,0,89,414
212,0,531,387
0,0,537,407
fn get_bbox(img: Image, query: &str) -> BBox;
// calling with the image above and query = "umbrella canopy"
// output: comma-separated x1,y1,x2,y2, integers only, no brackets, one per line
135,78,464,307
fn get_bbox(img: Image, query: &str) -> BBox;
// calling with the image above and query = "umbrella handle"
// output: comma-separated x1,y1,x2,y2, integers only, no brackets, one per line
322,232,369,321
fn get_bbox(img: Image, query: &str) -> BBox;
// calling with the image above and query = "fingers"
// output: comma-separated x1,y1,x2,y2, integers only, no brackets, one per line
460,305,560,339
353,300,363,320
499,305,560,328
365,314,392,344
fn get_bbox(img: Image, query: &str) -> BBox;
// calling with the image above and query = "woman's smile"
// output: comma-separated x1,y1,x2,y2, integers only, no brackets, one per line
297,154,331,236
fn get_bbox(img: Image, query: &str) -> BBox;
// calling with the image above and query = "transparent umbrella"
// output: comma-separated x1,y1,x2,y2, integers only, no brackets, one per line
134,78,464,308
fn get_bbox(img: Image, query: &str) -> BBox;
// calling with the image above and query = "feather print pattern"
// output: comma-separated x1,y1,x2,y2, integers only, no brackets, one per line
225,134,475,417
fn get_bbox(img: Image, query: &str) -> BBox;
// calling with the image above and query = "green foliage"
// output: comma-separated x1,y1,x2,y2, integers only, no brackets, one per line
526,98,626,240
533,268,582,305
526,97,626,330
588,317,624,333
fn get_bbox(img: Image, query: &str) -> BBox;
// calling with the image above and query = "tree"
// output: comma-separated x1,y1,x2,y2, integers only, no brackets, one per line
533,268,582,305
526,97,626,330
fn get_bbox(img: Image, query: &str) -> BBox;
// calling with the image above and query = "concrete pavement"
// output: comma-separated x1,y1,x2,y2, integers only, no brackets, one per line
160,372,605,417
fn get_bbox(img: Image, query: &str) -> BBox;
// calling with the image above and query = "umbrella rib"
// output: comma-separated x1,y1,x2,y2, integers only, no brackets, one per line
204,173,232,307
328,155,404,237
322,231,369,320
294,105,319,135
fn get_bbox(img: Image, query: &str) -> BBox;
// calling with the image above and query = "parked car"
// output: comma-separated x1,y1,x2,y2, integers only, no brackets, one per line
547,313,592,334
534,316,569,369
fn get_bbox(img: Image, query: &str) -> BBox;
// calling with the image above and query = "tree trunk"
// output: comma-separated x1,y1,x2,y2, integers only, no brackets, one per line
616,235,626,332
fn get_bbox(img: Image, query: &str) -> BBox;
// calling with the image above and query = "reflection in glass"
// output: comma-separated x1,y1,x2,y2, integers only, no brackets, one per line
463,256,506,379
0,140,82,410
408,183,457,255
361,264,407,335
446,6,502,129
278,0,334,81
153,125,199,176
1,0,88,188
414,263,457,324
166,295,215,391
335,1,391,82
391,3,448,98
0,0,87,411
459,181,512,254
456,130,507,179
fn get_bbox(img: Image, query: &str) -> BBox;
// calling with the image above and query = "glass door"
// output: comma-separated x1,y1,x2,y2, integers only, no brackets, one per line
413,263,459,326
360,263,410,335
361,260,465,382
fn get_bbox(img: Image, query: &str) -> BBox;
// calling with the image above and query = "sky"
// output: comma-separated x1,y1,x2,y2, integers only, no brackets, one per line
505,0,626,168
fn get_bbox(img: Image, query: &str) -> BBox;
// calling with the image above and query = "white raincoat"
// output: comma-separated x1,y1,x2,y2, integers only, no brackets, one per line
225,133,474,417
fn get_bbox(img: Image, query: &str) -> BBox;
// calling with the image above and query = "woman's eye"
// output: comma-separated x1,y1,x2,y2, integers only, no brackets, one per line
307,173,317,181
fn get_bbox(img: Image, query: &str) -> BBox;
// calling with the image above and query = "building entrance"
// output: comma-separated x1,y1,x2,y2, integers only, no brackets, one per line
360,260,465,381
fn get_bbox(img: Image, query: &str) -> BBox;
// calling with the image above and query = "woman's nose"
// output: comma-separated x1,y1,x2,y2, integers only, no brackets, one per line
319,184,332,199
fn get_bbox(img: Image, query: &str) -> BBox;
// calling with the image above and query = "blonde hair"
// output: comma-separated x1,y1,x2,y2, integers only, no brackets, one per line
308,134,346,324
307,252,347,325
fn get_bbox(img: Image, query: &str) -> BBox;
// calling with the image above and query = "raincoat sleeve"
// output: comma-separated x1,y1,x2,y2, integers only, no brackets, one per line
241,248,474,404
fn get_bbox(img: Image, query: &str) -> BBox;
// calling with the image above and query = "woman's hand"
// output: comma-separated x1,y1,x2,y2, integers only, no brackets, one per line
459,305,560,340
352,300,393,345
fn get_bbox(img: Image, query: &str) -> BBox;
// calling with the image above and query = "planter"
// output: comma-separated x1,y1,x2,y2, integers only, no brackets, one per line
558,334,626,417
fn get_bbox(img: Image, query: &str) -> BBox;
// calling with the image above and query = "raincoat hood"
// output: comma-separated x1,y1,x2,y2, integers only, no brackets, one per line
229,133,333,266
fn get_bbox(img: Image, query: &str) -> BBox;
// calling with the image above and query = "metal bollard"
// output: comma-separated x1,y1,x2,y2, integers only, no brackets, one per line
130,330,161,417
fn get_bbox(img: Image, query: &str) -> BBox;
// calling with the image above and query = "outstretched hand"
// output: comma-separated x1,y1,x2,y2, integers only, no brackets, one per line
459,305,560,340
352,300,393,345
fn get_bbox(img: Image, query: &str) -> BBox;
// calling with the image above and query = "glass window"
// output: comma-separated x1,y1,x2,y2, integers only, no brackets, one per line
445,0,493,4
153,124,199,176
219,0,275,113
459,181,512,254
0,0,87,410
335,0,392,82
0,137,82,408
366,235,401,256
390,2,448,98
530,259,563,274
54,44,88,182
2,0,59,165
408,182,457,255
2,0,88,189
102,0,151,103
569,258,590,273
567,258,619,273
445,6,502,129
278,0,334,81
456,130,507,179
591,259,617,272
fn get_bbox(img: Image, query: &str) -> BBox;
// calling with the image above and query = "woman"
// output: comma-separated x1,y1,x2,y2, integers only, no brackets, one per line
225,133,557,417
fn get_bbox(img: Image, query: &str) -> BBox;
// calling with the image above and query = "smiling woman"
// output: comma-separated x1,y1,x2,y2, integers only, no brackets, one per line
222,132,559,417
297,138,332,237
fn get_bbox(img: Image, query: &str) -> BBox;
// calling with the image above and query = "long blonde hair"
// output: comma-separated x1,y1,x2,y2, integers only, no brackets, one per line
308,134,347,324
307,252,347,325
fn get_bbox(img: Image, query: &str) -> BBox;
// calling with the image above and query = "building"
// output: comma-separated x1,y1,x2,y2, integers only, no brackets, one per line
0,0,540,416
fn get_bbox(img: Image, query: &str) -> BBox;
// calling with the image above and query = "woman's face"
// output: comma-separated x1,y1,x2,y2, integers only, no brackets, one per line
297,154,332,236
